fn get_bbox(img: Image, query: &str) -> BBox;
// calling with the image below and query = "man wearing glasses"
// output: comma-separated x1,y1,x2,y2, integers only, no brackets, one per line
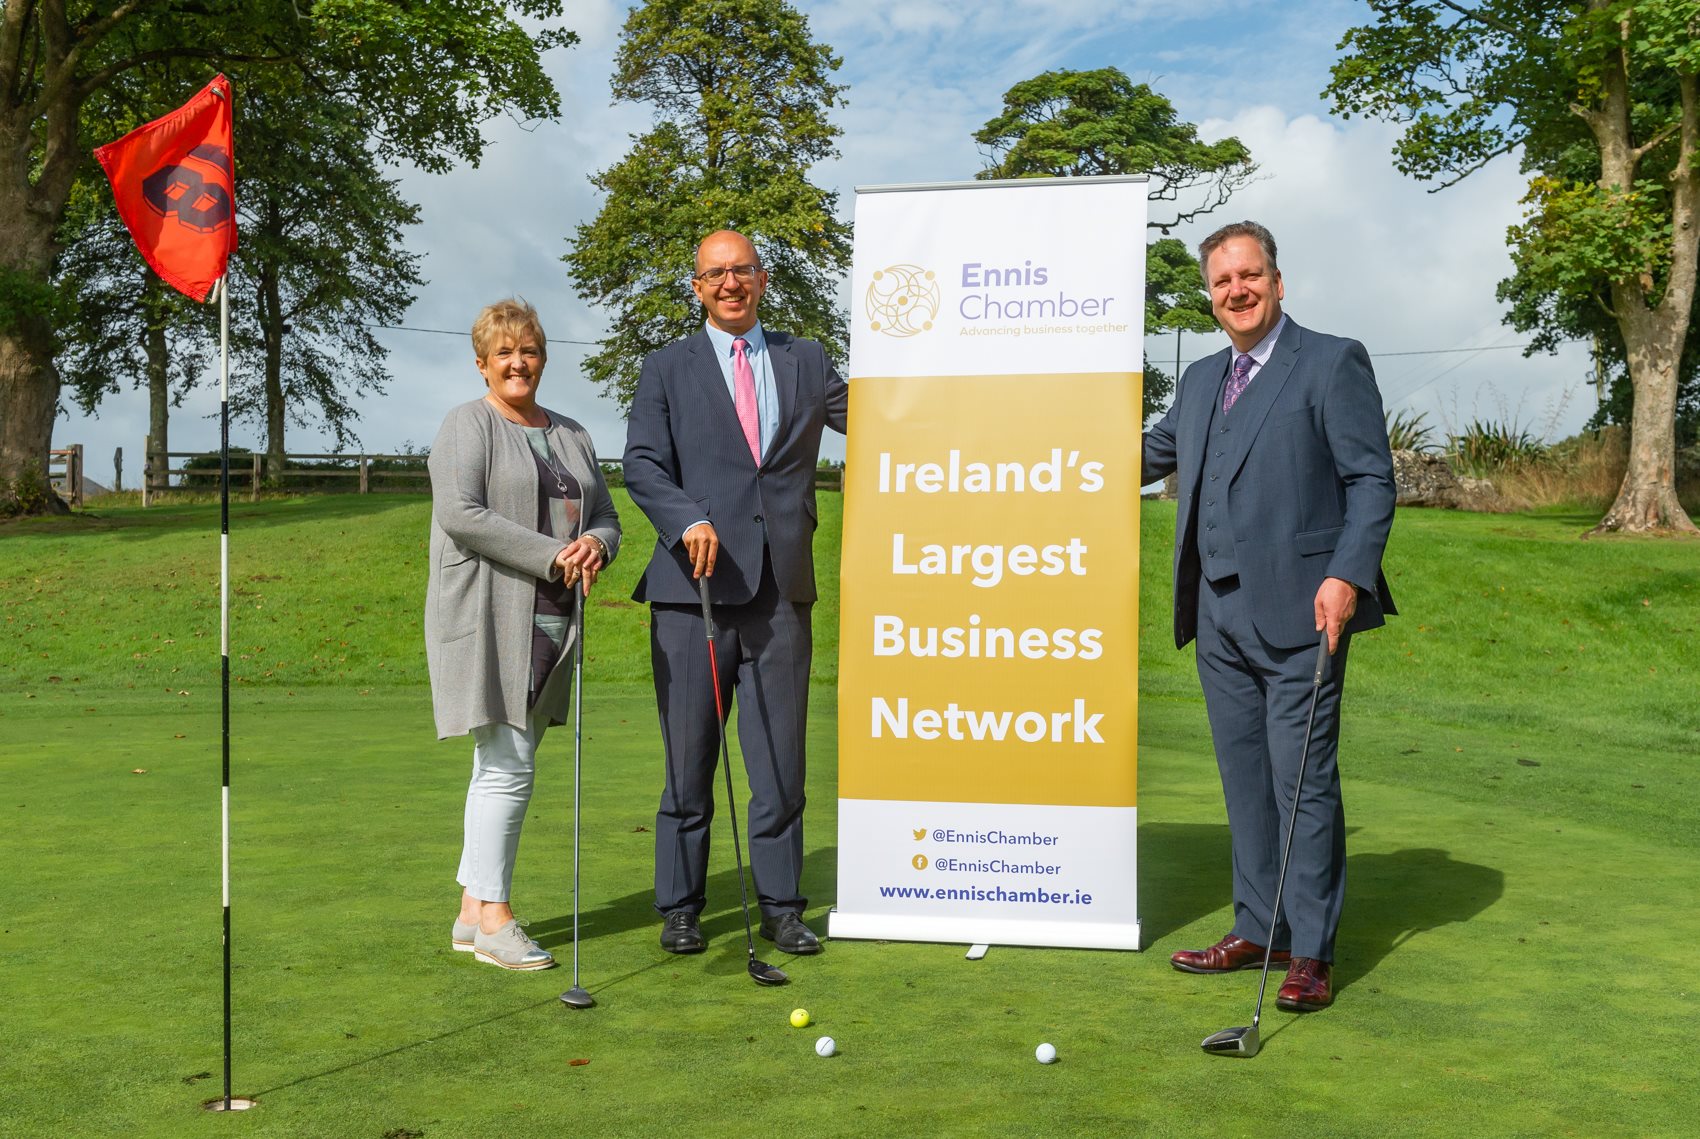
624,229,849,958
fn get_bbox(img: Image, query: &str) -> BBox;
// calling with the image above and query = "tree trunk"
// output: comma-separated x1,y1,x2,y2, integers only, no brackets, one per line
0,319,67,516
261,265,286,480
1584,23,1698,537
1590,313,1698,535
0,198,68,516
145,277,171,494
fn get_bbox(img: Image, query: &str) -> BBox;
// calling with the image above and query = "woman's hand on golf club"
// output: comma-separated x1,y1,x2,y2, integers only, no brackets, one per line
555,536,606,596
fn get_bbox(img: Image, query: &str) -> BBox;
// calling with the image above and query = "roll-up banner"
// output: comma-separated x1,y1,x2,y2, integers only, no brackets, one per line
831,176,1148,951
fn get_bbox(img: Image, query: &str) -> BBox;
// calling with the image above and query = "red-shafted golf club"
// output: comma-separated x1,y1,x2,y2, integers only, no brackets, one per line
1201,632,1332,1058
697,575,788,987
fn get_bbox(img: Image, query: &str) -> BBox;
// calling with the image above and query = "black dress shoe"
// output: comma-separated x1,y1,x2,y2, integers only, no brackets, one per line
660,910,705,954
758,911,821,955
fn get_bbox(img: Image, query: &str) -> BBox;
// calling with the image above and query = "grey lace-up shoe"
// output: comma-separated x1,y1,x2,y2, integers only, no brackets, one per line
451,919,477,953
473,919,556,971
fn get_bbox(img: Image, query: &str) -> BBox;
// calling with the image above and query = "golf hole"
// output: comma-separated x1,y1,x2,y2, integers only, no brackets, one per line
201,1096,258,1112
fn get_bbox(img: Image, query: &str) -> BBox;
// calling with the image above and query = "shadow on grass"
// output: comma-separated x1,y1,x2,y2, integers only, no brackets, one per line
1137,826,1503,987
527,848,842,956
1138,822,1234,945
1336,846,1503,992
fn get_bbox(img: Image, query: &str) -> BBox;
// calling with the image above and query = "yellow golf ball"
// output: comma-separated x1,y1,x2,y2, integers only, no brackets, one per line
790,1008,811,1029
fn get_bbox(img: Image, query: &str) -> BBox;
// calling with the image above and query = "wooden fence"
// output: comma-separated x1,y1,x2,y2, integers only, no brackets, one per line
48,445,84,507
130,442,846,506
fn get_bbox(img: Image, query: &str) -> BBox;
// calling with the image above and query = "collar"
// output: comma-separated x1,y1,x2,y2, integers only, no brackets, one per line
1235,313,1288,367
704,320,766,358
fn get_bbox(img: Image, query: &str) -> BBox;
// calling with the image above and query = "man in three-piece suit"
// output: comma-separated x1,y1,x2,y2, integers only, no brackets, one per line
623,229,849,957
1142,220,1396,1011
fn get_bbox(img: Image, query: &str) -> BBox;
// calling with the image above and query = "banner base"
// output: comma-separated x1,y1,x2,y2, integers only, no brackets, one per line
829,909,1140,951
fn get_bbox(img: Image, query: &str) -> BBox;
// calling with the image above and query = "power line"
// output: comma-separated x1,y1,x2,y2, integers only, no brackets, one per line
373,323,600,346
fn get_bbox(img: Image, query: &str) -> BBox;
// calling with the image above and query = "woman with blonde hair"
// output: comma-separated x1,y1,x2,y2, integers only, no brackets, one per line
425,298,621,969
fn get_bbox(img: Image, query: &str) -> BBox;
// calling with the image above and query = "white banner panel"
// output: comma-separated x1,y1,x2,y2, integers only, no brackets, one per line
833,176,1147,951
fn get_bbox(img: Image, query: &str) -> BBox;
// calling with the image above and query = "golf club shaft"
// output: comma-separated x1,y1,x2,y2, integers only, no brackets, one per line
1251,633,1332,1030
572,595,585,987
697,577,759,957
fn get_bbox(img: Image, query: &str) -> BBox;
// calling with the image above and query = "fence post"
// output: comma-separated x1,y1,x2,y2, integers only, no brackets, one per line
70,444,83,507
142,436,152,509
114,447,123,494
250,454,260,503
359,454,370,494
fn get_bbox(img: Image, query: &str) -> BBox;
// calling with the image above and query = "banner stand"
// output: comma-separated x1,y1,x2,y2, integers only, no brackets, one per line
831,175,1148,952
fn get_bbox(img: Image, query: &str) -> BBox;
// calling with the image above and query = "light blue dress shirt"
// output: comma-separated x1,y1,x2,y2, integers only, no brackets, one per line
702,320,779,459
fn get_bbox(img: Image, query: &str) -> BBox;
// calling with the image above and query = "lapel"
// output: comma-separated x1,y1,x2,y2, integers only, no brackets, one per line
766,329,800,453
1181,348,1231,483
686,330,750,452
1222,320,1301,480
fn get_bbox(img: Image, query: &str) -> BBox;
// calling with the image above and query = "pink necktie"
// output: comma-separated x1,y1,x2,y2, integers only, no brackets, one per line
733,337,761,465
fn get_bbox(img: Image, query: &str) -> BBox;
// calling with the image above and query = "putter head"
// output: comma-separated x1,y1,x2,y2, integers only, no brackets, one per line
1201,1024,1259,1058
749,959,789,986
559,987,595,1010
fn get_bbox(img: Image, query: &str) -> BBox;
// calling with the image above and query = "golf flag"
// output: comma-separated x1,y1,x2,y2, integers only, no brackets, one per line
831,176,1147,951
94,74,237,301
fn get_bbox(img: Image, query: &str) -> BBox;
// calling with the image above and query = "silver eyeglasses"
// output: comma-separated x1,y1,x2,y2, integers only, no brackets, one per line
693,264,763,284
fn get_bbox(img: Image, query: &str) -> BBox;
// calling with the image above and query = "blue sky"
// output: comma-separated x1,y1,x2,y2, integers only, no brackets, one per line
59,1,1592,485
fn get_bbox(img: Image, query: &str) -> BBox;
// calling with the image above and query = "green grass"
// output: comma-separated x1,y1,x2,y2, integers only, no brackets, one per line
2,495,1696,1137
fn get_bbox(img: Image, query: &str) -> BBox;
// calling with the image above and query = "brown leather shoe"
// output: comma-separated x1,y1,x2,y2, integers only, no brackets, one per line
1170,934,1290,974
1275,957,1333,1011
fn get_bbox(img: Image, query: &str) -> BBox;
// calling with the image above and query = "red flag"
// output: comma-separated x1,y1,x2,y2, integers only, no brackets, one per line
94,74,237,302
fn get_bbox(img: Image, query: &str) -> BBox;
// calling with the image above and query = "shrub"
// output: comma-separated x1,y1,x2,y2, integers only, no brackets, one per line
1386,408,1437,452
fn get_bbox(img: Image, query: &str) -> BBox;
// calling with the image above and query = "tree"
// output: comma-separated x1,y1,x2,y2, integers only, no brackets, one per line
1327,0,1699,535
53,190,214,493
974,68,1257,420
223,67,426,472
566,0,851,408
0,1,572,516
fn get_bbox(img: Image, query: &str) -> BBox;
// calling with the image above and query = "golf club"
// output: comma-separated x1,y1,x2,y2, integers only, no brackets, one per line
697,575,788,987
560,598,595,1010
1201,631,1332,1059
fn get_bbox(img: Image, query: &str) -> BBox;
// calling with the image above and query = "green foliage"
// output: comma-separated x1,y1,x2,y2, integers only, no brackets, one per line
0,1,577,515
974,67,1256,232
0,263,74,336
1447,417,1550,475
973,73,1251,418
565,0,851,408
223,64,428,454
1386,408,1439,452
1326,0,1700,530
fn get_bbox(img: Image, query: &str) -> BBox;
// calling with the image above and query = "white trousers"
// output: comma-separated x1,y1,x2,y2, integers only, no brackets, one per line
456,708,549,903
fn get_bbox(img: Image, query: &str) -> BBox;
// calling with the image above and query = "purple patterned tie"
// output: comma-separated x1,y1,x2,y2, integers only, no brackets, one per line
1222,352,1255,413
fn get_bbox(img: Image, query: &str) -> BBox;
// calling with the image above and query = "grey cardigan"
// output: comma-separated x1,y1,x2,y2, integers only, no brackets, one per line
425,398,621,738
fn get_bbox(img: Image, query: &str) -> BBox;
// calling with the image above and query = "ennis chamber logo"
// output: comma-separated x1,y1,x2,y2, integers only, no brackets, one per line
865,264,941,338
867,259,1128,342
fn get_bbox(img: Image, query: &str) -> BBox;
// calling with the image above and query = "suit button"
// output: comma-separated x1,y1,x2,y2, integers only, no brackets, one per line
754,515,763,523
1206,500,1215,507
1211,475,1219,482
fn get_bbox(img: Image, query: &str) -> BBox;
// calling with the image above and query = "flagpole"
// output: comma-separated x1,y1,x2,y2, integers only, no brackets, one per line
217,272,232,1113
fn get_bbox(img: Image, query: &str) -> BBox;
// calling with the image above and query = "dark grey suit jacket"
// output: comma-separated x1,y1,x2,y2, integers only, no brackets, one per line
1142,319,1397,650
624,328,849,606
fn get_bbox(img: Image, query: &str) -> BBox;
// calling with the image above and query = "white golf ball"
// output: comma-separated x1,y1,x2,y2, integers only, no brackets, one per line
815,1035,836,1058
1035,1042,1058,1064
